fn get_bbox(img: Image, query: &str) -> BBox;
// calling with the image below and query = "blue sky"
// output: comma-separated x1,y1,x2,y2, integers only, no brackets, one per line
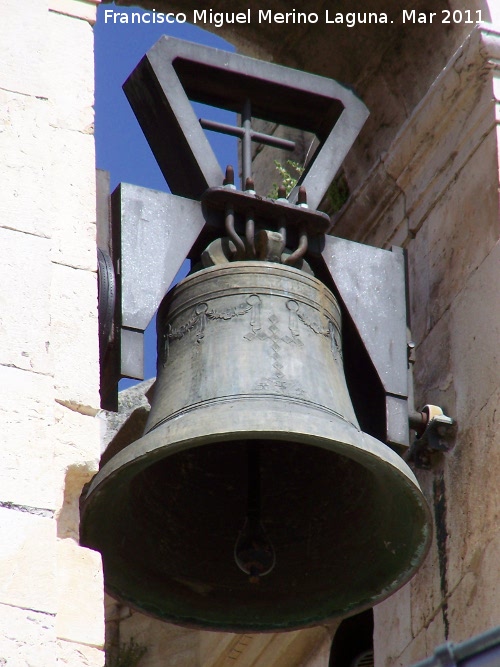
94,4,238,386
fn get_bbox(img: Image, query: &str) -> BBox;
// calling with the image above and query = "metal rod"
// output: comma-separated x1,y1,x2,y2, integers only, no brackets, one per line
245,212,256,259
249,131,295,151
225,205,245,257
409,411,429,435
242,99,252,185
247,442,261,528
200,118,296,152
200,118,246,139
284,224,308,265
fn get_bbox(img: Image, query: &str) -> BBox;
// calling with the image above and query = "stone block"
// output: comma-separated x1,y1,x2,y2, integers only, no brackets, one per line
117,609,331,667
50,0,101,26
450,240,500,422
51,263,100,412
46,9,95,132
56,539,104,647
392,613,444,667
0,603,56,667
406,219,430,347
0,228,52,375
406,127,499,348
410,528,444,641
57,640,105,667
447,531,500,641
419,131,498,333
333,160,401,245
0,0,49,99
49,128,97,271
411,306,456,415
365,189,408,250
0,366,57,510
118,612,196,667
54,404,101,540
401,85,495,234
0,507,56,614
0,91,52,238
444,388,500,629
374,580,412,663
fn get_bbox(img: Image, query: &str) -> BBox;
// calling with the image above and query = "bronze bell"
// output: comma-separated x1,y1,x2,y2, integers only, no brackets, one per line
81,260,431,632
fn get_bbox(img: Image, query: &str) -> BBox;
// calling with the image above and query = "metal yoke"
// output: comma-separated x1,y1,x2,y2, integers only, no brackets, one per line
98,36,410,449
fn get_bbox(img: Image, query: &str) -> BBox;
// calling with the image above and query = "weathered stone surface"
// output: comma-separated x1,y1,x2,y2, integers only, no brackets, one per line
49,128,97,271
0,0,49,99
0,228,52,375
0,603,56,667
447,532,500,643
444,387,500,640
374,579,412,663
0,90,52,239
334,27,500,252
54,403,101,540
410,522,445,642
0,507,56,614
118,612,197,667
450,241,500,423
409,130,499,340
47,9,95,131
50,0,101,26
117,607,334,667
392,613,444,667
100,379,154,467
0,366,57,509
371,29,500,667
410,306,456,416
51,263,100,412
57,639,105,667
56,539,104,647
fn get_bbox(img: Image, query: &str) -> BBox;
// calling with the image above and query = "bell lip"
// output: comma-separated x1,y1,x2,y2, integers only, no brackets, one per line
85,396,424,499
81,397,432,632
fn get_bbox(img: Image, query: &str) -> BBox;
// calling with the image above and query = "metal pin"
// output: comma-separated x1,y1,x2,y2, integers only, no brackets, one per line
224,165,235,188
298,186,308,208
245,177,255,193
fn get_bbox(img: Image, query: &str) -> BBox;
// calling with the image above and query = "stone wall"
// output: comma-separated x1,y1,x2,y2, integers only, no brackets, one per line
367,23,500,665
0,1,104,665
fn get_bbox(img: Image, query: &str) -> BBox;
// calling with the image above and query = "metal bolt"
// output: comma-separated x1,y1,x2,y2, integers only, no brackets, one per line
224,165,235,187
298,186,308,208
245,177,255,192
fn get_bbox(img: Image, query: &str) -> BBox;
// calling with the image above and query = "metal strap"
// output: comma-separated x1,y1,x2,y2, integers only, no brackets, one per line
434,643,457,667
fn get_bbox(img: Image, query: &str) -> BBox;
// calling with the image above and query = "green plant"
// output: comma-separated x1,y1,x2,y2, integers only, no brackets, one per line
327,173,350,213
105,638,147,667
269,159,305,198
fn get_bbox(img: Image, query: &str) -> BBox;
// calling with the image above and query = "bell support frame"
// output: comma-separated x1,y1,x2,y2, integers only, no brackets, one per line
98,36,411,450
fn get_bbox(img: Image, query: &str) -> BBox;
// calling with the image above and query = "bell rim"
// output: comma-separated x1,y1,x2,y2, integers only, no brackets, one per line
81,397,432,631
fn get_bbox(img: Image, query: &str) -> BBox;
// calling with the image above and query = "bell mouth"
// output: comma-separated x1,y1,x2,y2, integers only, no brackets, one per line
81,397,432,633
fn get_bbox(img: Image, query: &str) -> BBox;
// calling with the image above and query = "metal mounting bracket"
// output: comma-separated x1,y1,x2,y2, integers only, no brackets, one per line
407,405,457,469
98,36,417,450
123,35,369,209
